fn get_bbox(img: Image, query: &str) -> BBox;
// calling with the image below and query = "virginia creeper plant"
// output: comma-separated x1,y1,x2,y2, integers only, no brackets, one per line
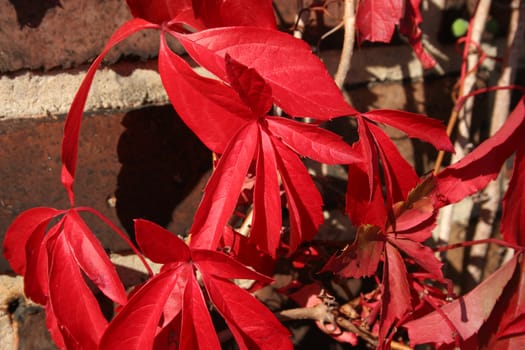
4,0,525,349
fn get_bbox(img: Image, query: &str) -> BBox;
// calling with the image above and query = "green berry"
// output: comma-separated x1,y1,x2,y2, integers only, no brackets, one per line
451,18,469,38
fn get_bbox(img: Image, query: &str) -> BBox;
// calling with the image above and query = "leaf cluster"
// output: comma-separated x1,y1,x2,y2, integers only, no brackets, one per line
3,1,525,349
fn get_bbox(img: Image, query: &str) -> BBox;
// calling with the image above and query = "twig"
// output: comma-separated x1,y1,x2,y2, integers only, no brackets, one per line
293,1,310,39
336,317,413,350
433,0,491,174
433,0,491,270
277,301,331,322
335,317,378,346
334,0,356,89
465,0,525,288
237,207,254,237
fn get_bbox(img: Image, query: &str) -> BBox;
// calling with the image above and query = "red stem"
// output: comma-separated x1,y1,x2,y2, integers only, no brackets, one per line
454,85,525,111
434,238,524,254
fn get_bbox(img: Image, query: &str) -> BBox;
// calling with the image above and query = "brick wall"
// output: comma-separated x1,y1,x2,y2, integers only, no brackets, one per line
1,0,519,274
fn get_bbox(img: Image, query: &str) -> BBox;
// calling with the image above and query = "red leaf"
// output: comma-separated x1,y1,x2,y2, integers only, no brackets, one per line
356,0,404,44
192,249,273,284
322,225,385,278
45,302,65,349
220,227,276,276
135,219,191,264
190,121,259,250
379,244,412,346
61,18,158,203
364,110,453,152
63,210,127,305
47,234,108,349
125,0,171,23
391,196,434,232
499,314,525,339
399,0,437,69
3,207,63,274
389,238,443,279
201,274,293,350
273,139,324,252
369,122,419,205
158,34,251,153
404,253,518,347
495,255,525,340
501,142,525,246
192,0,276,29
266,117,361,164
173,27,357,119
346,162,387,227
465,253,525,349
100,267,183,350
435,97,525,208
23,219,61,304
181,268,222,350
225,53,273,117
345,119,387,227
251,129,282,256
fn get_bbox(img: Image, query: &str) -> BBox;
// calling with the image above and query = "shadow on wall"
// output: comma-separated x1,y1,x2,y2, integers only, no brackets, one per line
9,0,62,28
115,105,211,243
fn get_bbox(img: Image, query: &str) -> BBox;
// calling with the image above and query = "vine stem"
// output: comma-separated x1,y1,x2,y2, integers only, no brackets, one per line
466,0,525,287
334,0,355,89
433,0,491,174
434,238,524,254
433,0,491,272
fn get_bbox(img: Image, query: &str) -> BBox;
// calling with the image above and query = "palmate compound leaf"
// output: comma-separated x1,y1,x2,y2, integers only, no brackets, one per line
346,111,451,228
325,179,442,278
184,54,361,256
403,253,520,347
101,219,292,349
63,1,279,202
172,27,358,120
4,207,128,306
324,178,443,343
4,207,129,347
